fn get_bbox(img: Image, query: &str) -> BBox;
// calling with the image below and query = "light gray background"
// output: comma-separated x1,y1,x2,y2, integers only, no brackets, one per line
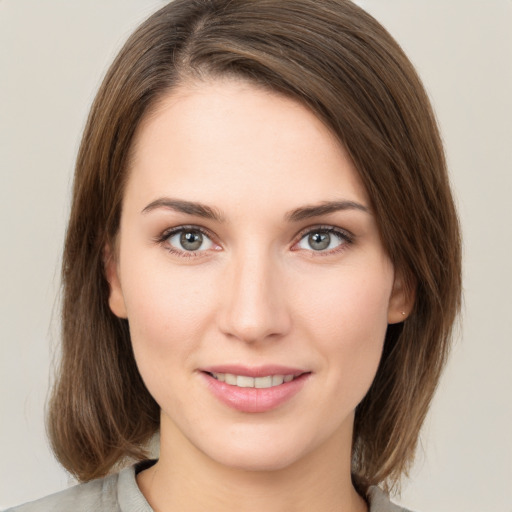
1,1,511,510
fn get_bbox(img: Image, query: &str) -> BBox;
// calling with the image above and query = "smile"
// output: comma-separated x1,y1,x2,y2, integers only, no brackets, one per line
202,369,311,413
209,372,296,388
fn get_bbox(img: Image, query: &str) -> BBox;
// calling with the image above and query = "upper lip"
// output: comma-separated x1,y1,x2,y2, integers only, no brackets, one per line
200,365,308,378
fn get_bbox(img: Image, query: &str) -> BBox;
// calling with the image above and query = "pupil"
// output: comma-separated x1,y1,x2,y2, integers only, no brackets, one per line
309,232,330,251
180,231,203,251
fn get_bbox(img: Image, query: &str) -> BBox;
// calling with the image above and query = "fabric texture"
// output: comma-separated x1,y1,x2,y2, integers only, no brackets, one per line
7,460,412,512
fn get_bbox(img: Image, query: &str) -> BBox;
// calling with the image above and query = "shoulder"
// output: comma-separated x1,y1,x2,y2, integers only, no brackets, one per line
6,473,121,512
5,462,153,512
5,473,119,512
367,486,415,512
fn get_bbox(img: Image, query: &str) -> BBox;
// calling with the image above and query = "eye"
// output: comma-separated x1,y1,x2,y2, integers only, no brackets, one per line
295,227,351,253
165,227,216,253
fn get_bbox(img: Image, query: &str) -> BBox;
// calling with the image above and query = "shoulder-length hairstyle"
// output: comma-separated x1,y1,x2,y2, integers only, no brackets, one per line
49,0,461,493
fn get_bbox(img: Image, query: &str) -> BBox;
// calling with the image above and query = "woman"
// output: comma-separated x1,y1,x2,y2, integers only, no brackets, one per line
9,0,461,511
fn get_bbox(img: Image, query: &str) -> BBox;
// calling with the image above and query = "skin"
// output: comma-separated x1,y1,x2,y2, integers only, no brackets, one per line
106,78,411,512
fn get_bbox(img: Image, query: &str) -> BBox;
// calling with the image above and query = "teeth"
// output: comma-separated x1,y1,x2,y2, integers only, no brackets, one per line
225,373,237,385
237,375,254,388
272,375,284,386
211,372,297,388
255,376,272,388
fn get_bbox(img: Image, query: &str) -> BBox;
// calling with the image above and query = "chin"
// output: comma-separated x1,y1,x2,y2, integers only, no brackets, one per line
194,423,332,474
209,443,305,473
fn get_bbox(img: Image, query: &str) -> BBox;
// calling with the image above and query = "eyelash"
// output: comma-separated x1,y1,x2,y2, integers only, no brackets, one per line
155,224,354,258
155,225,217,258
292,225,354,256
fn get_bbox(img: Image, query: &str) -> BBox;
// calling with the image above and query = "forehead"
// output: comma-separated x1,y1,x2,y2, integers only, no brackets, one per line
125,78,369,211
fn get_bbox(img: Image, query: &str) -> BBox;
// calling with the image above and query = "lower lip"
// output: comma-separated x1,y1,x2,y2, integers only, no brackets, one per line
201,372,310,413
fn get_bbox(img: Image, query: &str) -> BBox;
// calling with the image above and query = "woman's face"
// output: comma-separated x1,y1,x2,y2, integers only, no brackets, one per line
107,79,408,471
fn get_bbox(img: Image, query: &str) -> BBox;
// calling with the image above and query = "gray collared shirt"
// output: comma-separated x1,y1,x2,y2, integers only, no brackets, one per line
7,461,412,512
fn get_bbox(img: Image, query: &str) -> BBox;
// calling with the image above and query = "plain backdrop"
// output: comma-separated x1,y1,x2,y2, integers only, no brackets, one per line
1,1,511,510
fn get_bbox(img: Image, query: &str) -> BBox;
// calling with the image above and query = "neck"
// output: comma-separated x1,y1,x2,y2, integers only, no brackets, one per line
137,416,367,512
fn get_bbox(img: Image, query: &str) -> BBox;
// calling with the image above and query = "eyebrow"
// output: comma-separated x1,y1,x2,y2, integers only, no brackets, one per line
141,198,224,222
141,197,369,223
285,200,370,222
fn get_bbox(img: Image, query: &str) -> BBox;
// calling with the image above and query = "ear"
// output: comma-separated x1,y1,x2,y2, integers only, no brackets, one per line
388,270,415,324
103,243,127,319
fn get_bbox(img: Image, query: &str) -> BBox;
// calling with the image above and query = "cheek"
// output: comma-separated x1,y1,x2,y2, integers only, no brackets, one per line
119,257,218,369
120,263,221,419
295,264,393,389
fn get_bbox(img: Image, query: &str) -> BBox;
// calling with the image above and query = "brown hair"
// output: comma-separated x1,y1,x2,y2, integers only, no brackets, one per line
48,0,461,492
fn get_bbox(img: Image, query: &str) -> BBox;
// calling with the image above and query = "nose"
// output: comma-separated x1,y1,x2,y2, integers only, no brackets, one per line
218,248,292,344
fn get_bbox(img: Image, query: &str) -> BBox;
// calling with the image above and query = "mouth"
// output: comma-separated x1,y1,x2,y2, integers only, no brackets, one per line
200,367,311,413
205,372,298,388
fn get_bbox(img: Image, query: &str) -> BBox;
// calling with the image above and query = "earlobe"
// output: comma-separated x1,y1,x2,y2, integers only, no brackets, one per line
103,244,127,319
388,271,415,324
